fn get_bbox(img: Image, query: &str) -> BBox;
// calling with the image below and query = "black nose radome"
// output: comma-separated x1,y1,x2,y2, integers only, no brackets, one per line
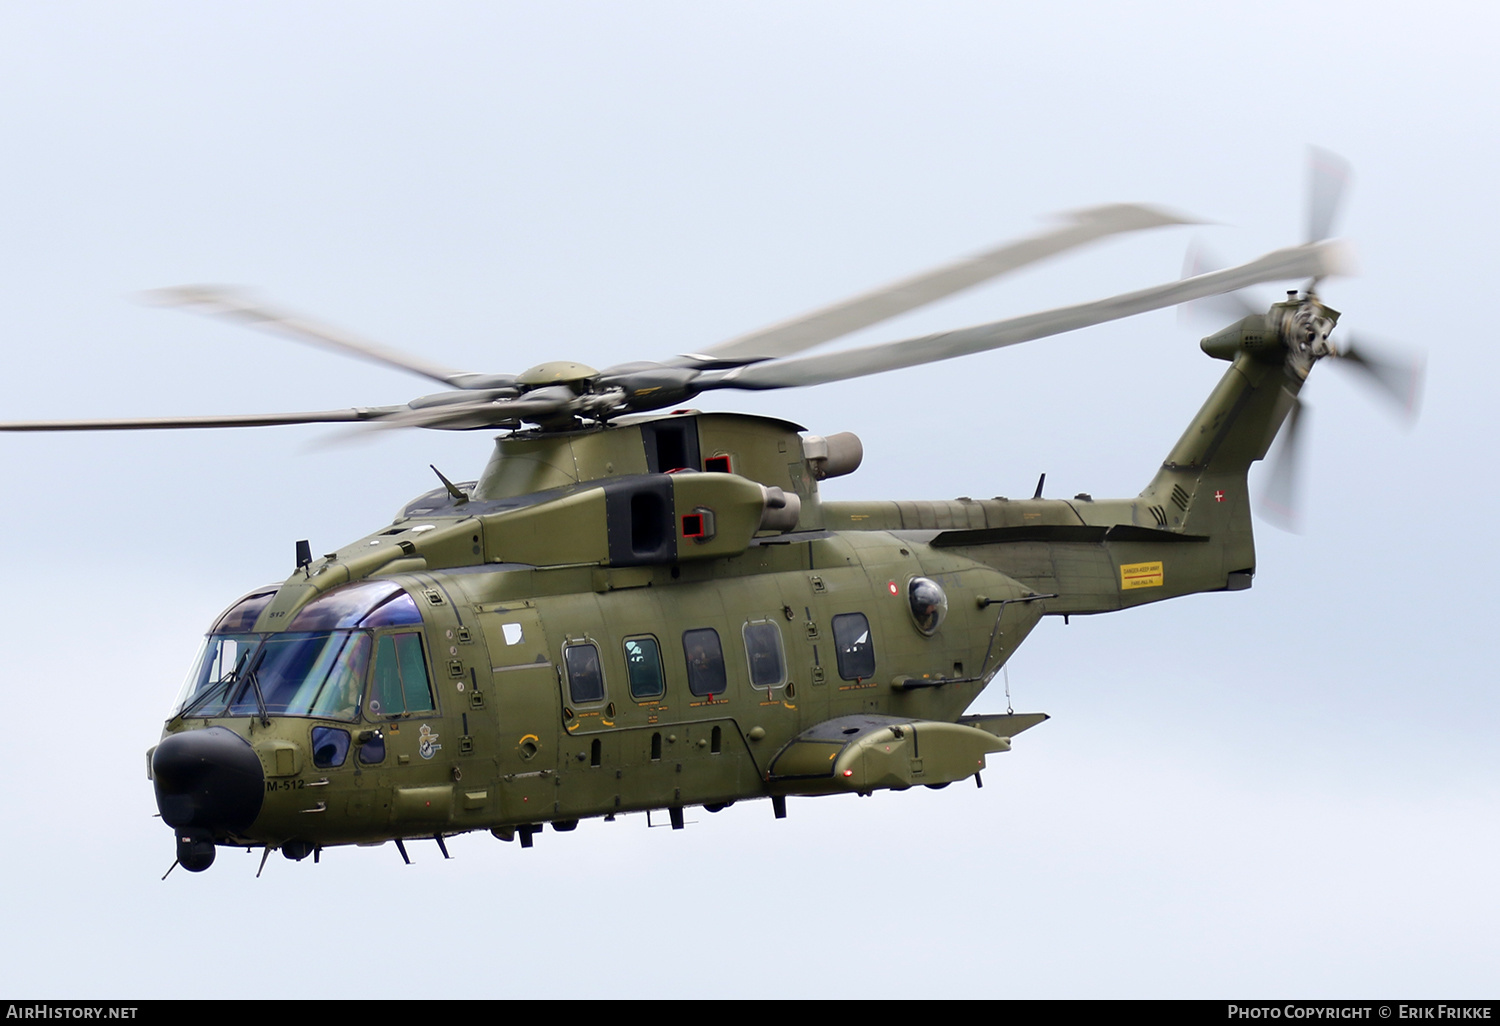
152,726,264,833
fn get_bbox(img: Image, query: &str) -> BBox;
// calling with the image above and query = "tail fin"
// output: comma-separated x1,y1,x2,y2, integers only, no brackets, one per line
1140,349,1301,578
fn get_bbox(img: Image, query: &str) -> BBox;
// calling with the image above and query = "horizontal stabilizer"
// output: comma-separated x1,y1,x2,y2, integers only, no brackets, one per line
958,712,1051,737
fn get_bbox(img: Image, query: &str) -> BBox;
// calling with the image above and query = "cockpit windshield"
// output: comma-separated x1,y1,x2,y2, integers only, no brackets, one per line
171,581,428,721
173,633,259,715
176,631,371,721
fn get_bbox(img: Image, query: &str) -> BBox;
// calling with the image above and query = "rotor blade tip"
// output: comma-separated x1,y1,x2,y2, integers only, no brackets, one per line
1257,507,1304,534
136,286,193,307
136,284,245,308
1308,145,1353,179
1315,239,1359,278
1057,203,1202,229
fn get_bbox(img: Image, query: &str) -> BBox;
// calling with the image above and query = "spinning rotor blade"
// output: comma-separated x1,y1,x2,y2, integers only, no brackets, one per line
1177,241,1259,326
1181,148,1354,326
687,203,1196,365
1259,389,1307,532
143,286,505,390
1307,146,1352,245
363,387,583,431
708,240,1350,391
1334,336,1424,418
0,408,400,431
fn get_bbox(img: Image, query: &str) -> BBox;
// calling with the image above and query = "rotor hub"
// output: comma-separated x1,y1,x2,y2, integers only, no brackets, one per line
516,361,600,389
1278,296,1341,378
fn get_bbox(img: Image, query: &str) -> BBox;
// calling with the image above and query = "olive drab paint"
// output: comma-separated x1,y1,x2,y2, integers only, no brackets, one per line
2,166,1399,872
148,343,1307,870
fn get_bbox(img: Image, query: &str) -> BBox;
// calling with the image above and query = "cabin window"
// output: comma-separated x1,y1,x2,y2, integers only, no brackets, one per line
907,577,949,636
563,642,606,705
682,628,727,697
623,635,665,699
367,632,435,717
832,613,876,681
743,620,786,689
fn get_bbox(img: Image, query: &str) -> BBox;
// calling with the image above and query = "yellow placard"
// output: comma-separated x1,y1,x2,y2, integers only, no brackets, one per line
1120,561,1164,589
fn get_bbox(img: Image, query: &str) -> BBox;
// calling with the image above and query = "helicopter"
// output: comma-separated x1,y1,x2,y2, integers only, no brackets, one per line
1,154,1421,875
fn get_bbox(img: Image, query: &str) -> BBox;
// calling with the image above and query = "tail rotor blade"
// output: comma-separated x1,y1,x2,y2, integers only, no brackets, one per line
1259,390,1308,532
1334,335,1424,419
1307,146,1353,244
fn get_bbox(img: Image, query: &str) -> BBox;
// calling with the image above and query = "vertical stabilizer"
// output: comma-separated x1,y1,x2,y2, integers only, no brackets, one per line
1140,350,1301,578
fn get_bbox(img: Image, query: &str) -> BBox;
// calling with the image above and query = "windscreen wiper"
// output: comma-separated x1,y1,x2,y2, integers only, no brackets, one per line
178,649,251,719
245,665,270,728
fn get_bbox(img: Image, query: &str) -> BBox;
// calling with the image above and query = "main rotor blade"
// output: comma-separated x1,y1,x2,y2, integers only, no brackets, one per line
363,388,580,431
707,240,1350,391
1177,241,1259,326
684,203,1197,365
143,286,494,390
0,408,401,431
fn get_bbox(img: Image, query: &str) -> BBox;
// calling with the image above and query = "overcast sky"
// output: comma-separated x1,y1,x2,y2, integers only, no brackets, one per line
0,1,1495,999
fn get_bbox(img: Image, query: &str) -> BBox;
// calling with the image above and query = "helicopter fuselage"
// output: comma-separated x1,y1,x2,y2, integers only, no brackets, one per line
150,345,1298,871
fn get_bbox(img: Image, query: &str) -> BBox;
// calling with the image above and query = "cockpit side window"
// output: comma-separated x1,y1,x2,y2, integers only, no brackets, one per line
367,632,435,718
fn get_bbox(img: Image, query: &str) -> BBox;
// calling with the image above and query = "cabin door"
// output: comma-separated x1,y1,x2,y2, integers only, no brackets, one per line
478,602,560,822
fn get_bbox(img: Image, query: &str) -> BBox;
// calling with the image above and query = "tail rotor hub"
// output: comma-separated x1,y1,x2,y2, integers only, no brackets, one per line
1279,295,1341,378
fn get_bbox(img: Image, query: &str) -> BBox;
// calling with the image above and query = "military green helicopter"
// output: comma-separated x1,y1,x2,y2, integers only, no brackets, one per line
1,154,1421,875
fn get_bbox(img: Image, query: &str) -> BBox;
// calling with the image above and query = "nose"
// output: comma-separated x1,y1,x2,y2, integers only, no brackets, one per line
152,726,265,833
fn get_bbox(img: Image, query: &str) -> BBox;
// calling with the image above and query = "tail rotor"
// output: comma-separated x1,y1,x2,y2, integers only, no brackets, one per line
1179,148,1423,529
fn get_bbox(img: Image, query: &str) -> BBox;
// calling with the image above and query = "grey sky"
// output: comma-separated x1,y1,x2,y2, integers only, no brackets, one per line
0,2,1494,998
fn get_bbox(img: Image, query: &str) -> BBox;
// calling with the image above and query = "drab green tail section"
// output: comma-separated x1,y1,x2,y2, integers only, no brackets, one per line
820,350,1302,616
1137,351,1300,583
